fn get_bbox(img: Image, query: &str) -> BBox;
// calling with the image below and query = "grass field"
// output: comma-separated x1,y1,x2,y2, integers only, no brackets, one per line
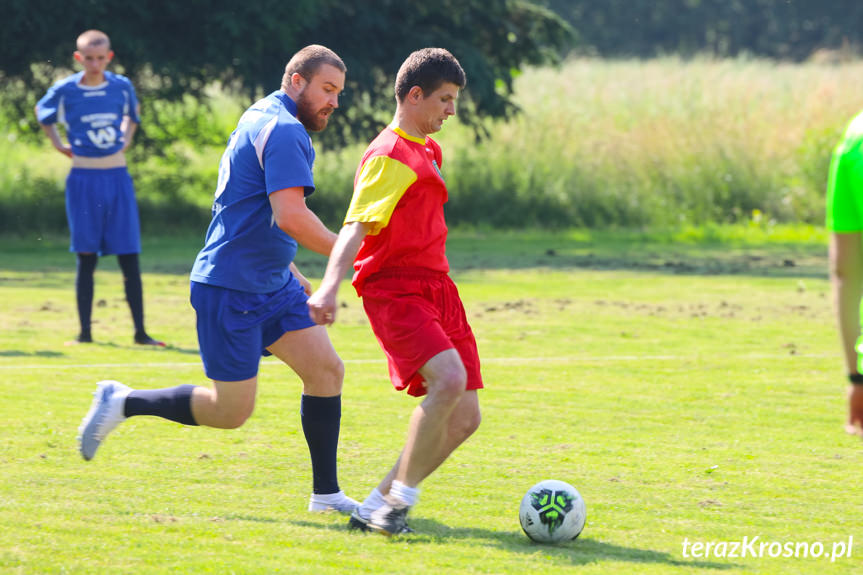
1,228,861,574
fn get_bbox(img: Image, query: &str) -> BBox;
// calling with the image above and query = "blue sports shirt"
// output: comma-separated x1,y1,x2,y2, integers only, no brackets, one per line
190,91,316,293
36,71,140,157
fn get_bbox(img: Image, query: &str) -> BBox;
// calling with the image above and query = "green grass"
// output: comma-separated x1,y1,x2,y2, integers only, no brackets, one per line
1,228,861,574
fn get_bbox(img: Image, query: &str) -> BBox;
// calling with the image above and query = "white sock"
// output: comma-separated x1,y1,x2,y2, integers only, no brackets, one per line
389,480,419,507
311,490,346,503
110,388,130,421
358,488,386,519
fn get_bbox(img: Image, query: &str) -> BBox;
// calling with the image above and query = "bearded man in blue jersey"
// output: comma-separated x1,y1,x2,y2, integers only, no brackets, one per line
76,45,358,514
35,29,163,347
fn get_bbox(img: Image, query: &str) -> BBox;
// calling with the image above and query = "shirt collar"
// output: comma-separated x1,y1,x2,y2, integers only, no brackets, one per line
274,90,298,116
390,125,426,145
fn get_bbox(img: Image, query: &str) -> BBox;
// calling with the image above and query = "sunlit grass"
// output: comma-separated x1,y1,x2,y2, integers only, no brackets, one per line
1,232,861,574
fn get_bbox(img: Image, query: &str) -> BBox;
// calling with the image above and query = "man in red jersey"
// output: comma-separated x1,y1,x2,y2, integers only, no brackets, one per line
307,48,482,535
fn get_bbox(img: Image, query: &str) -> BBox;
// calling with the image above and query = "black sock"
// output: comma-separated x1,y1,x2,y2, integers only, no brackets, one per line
124,385,199,425
301,394,341,494
117,253,146,337
75,253,98,338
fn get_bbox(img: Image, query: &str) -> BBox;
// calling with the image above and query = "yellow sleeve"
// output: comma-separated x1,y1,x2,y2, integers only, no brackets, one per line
344,155,417,235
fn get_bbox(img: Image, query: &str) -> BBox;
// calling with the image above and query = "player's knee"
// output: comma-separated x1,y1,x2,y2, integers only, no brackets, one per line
219,407,253,429
320,355,345,390
432,366,468,402
302,355,344,396
329,355,345,385
213,400,255,429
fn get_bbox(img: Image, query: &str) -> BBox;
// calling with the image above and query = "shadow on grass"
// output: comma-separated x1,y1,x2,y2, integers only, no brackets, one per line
0,229,829,280
0,350,65,358
288,518,736,571
62,340,200,356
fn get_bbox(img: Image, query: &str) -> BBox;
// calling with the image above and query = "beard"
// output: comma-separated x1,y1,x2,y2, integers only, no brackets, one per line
295,90,331,132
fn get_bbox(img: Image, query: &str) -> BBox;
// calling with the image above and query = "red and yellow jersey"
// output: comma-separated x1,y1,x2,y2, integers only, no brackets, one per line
345,126,449,293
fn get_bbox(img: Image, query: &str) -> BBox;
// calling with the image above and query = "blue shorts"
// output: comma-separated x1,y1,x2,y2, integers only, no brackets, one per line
66,167,141,255
190,277,317,382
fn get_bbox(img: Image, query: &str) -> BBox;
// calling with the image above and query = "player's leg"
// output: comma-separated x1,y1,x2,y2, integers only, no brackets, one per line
77,281,261,459
66,168,105,343
376,389,481,495
77,377,257,460
829,232,863,435
74,252,98,342
104,168,162,346
384,279,483,494
116,253,164,346
352,389,480,531
266,325,357,513
357,349,468,534
396,349,471,487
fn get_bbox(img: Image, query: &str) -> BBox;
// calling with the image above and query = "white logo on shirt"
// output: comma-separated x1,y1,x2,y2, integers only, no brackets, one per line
87,126,118,149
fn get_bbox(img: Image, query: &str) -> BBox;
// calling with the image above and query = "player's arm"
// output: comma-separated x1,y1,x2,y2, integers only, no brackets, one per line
121,83,142,153
34,105,72,158
289,262,312,296
269,186,338,256
307,221,373,325
121,114,139,153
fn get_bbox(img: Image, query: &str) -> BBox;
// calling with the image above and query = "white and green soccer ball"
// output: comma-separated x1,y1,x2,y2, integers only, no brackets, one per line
519,479,586,543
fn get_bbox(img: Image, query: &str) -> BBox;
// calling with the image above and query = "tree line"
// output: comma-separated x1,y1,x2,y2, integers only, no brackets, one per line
1,0,859,151
547,0,862,60
0,0,571,150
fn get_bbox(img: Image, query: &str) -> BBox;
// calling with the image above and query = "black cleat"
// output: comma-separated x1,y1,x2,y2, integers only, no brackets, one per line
366,497,414,536
134,334,166,347
347,509,372,532
348,506,414,535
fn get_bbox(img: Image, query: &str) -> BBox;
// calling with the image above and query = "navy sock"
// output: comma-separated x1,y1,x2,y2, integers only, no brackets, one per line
117,253,145,337
75,253,98,337
124,384,199,425
301,394,341,494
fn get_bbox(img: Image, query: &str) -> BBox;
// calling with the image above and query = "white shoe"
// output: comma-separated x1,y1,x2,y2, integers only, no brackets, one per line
308,490,359,514
77,380,131,461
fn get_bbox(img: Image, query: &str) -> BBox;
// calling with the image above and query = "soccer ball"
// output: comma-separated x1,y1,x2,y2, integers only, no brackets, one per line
519,479,586,543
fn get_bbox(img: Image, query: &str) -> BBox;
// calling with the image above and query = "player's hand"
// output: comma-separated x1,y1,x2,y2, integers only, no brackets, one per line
289,264,313,295
307,290,337,326
55,144,73,158
295,272,313,296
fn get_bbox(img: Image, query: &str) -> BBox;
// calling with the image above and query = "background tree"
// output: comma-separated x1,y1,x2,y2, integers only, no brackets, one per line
0,0,573,151
544,0,863,60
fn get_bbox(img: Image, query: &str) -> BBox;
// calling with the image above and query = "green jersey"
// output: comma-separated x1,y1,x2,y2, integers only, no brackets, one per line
826,111,863,231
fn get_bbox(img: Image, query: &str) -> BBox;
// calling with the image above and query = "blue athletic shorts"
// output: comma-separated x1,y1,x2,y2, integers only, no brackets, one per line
190,276,317,382
66,167,141,255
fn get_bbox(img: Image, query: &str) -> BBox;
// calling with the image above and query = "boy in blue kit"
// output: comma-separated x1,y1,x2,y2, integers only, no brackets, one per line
34,29,163,346
76,45,358,514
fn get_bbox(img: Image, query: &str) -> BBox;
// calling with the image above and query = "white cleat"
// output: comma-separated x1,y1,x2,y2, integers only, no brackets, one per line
77,380,131,461
308,490,360,514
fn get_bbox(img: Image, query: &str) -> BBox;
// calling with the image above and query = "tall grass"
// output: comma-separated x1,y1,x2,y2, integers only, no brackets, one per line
435,57,863,228
2,57,862,234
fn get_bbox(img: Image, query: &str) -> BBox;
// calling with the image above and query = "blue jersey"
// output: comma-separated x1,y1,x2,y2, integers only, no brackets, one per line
36,71,140,157
190,91,316,293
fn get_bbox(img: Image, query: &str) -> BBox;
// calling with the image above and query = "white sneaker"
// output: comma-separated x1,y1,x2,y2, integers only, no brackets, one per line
308,490,360,514
77,380,131,461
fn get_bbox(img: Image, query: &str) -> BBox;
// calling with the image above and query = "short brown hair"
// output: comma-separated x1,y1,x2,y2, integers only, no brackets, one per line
281,45,346,89
77,30,111,51
395,48,466,102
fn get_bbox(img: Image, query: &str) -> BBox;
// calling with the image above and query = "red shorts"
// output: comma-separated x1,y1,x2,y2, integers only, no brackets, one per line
361,268,483,397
